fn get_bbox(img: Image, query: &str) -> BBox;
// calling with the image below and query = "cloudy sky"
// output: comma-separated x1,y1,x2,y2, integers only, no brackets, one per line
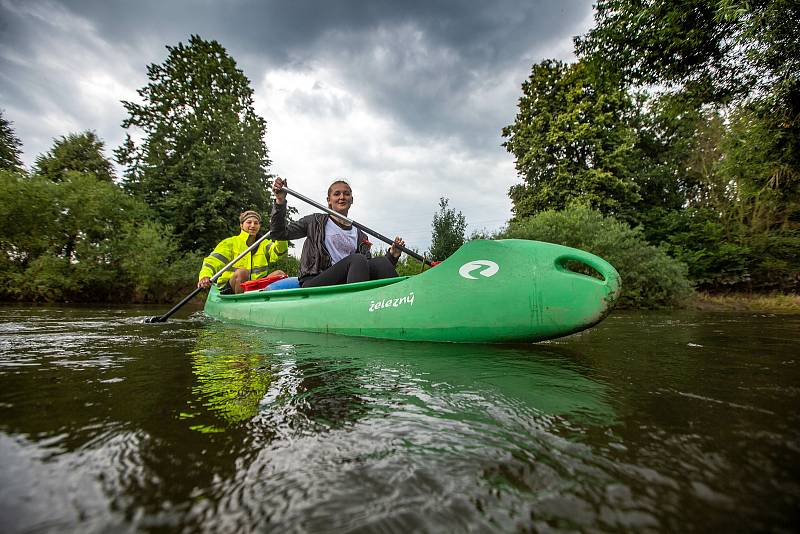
1,0,593,252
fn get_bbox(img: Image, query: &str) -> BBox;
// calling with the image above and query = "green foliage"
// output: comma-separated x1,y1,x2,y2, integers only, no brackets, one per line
654,208,752,288
744,231,800,291
500,205,693,308
53,172,141,262
395,251,427,276
576,0,800,108
501,59,640,221
272,253,300,277
634,95,800,293
0,111,24,172
653,207,799,292
628,95,723,217
33,131,115,182
429,197,467,261
117,35,273,254
10,254,77,302
117,221,200,302
563,1,800,295
0,171,59,267
0,134,199,303
0,168,196,303
719,100,800,233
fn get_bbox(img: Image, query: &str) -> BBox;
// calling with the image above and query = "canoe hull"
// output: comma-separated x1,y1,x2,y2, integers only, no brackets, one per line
203,239,621,343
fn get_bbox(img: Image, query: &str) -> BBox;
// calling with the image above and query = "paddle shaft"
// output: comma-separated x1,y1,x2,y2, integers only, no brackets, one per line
281,186,432,266
146,231,274,323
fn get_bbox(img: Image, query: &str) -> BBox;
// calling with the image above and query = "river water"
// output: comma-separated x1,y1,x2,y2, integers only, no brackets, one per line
0,305,798,533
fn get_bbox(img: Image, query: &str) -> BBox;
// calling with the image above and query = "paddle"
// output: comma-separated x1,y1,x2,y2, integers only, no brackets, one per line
144,231,274,323
281,186,434,267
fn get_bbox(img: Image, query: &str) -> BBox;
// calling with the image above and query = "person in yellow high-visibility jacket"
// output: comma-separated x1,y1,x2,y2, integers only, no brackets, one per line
197,210,289,294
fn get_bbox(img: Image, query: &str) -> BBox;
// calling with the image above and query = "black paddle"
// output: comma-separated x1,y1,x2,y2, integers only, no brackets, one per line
281,186,434,267
144,231,275,323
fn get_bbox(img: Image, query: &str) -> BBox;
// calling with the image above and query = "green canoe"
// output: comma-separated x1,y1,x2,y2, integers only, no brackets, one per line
203,239,621,343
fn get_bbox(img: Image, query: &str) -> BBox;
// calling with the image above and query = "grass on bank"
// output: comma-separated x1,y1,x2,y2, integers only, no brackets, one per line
690,292,800,313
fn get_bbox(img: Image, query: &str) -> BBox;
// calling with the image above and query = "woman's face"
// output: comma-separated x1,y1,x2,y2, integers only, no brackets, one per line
240,217,261,236
327,183,353,215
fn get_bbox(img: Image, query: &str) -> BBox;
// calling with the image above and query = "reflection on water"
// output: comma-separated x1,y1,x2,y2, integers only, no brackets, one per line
0,306,798,532
185,329,276,431
185,324,617,434
177,324,622,532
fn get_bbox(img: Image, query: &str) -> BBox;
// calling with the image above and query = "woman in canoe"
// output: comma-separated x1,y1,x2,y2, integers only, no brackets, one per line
198,210,288,294
270,177,404,287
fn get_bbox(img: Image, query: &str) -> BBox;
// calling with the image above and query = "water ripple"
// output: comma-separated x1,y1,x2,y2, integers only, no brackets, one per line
1,308,799,532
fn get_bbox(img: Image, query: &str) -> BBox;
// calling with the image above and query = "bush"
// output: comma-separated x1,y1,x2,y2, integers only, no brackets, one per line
500,205,693,308
0,170,203,303
272,253,300,277
118,221,200,303
657,208,752,289
0,171,58,268
644,207,799,292
743,231,800,292
14,255,77,302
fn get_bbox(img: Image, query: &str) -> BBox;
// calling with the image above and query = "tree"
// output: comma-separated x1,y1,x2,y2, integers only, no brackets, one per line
501,59,640,221
627,95,706,213
34,131,115,182
0,169,199,303
575,0,800,109
0,171,57,272
574,1,800,292
429,197,467,261
116,35,273,253
717,100,800,290
0,110,24,172
53,172,141,263
720,101,800,234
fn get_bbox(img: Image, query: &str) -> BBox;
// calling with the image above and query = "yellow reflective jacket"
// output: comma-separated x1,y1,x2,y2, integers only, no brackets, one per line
198,231,288,287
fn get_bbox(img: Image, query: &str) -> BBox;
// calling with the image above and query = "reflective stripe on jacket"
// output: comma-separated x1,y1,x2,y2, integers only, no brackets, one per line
198,230,288,287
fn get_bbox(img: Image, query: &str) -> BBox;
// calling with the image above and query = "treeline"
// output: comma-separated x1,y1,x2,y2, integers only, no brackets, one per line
500,0,799,303
0,36,298,303
1,132,217,303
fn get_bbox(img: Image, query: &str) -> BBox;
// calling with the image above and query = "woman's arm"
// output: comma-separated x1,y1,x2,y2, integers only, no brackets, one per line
385,236,405,266
270,201,312,240
269,176,311,241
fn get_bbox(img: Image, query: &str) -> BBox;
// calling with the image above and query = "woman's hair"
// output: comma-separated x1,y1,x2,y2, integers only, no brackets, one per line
327,180,351,197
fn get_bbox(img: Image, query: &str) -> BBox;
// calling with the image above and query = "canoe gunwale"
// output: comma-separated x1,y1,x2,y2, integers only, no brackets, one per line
217,275,411,301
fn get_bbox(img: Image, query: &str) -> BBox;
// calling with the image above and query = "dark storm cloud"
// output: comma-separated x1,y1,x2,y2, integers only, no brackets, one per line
245,0,591,149
1,0,591,158
0,0,593,247
56,1,583,62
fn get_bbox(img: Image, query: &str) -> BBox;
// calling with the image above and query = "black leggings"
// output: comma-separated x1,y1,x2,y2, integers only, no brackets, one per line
301,253,398,288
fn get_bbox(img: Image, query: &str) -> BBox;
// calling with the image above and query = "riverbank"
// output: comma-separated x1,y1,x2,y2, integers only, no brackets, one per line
690,292,800,313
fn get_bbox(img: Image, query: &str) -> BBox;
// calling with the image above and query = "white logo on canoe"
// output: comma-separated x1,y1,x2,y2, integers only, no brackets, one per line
369,291,415,312
458,260,499,280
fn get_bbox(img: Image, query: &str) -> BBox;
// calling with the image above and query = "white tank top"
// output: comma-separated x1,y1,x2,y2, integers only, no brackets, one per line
324,218,358,264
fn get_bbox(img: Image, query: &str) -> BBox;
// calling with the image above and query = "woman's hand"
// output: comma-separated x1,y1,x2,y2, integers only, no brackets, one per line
389,236,405,258
273,176,287,204
198,276,211,289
